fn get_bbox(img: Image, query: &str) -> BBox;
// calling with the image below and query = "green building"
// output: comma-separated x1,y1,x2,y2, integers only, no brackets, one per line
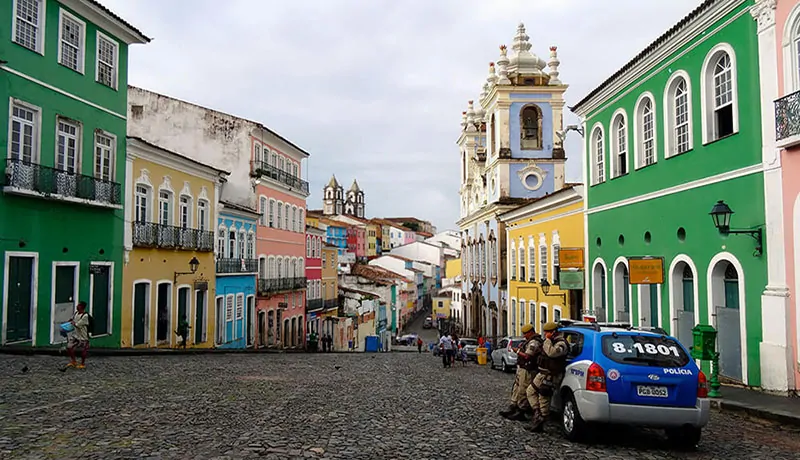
571,0,769,387
0,0,149,348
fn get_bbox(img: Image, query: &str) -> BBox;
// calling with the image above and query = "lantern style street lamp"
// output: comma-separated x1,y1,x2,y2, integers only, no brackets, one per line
540,279,566,303
174,256,201,282
708,200,762,256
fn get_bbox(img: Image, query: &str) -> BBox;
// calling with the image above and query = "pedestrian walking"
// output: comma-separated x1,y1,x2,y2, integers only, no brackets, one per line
66,301,91,369
438,333,454,368
525,322,569,432
416,337,423,353
499,324,543,421
175,315,190,349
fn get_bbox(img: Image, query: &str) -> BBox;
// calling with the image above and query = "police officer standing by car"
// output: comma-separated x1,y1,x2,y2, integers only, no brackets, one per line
499,324,543,421
525,321,569,432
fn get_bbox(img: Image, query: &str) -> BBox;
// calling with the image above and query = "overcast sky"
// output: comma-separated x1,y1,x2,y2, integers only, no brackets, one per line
105,0,701,231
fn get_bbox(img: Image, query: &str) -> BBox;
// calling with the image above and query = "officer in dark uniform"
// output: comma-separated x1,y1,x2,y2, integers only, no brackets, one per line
525,321,569,432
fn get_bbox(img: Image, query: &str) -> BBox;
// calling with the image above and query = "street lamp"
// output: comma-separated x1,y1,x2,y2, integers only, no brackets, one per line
174,256,200,282
708,200,762,256
540,279,566,303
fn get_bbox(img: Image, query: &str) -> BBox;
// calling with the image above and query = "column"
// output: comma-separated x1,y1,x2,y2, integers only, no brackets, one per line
753,0,793,393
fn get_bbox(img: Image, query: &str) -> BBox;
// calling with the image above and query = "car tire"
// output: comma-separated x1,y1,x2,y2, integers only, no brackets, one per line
666,426,701,451
501,359,509,373
489,357,495,369
561,392,589,442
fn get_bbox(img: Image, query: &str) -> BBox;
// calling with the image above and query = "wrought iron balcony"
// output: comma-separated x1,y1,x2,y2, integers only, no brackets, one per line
776,90,800,147
216,258,258,274
323,299,338,310
307,299,323,311
256,277,308,296
250,160,309,195
3,158,122,207
132,221,214,252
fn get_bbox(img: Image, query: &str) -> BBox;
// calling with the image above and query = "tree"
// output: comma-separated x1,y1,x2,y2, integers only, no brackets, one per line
403,221,420,232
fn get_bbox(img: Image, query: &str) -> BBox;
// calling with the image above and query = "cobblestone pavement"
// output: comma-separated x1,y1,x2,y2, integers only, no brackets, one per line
0,353,798,460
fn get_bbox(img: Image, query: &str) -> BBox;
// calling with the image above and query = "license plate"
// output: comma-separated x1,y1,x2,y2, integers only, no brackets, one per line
637,385,668,398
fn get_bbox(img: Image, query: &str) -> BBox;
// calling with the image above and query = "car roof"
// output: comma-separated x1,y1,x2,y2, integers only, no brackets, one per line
558,320,671,338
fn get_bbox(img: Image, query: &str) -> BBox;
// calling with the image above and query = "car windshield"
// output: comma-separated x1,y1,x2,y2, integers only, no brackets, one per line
461,339,477,346
511,339,525,348
601,334,690,368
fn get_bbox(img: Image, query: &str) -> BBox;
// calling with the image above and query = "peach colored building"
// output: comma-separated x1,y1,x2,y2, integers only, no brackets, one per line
754,0,800,393
252,137,309,349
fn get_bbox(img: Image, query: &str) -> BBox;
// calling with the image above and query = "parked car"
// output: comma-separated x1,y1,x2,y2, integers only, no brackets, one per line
395,334,418,346
550,321,710,449
459,338,479,361
423,317,433,329
490,336,526,372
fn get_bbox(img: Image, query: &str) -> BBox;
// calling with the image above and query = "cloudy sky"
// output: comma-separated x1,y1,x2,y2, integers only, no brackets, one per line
106,0,700,231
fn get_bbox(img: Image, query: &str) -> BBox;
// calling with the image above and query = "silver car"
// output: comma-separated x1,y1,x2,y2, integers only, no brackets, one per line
490,336,525,372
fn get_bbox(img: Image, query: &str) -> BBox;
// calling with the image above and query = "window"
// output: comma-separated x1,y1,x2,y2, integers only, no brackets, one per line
158,191,171,225
292,163,298,178
591,126,605,184
96,32,119,89
701,46,738,143
284,204,290,229
510,242,517,280
277,202,283,229
9,102,38,162
135,185,149,222
254,144,262,164
528,241,536,282
539,244,548,283
226,295,234,321
179,196,190,228
520,300,526,325
269,199,275,227
13,0,44,53
634,94,656,168
94,132,114,181
664,72,693,157
56,119,79,173
491,239,497,279
520,105,542,149
228,230,237,258
236,294,244,320
552,243,561,285
58,10,84,72
306,236,311,258
611,112,627,177
291,206,296,232
217,227,226,257
259,197,267,226
239,230,246,259
518,243,526,281
247,233,255,259
197,200,208,231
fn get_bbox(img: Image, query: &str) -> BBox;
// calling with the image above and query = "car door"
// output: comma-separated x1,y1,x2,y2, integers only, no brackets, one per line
494,338,508,363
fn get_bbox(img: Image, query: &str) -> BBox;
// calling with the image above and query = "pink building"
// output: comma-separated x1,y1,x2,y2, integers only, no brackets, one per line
402,230,416,245
252,137,309,349
758,0,800,393
305,226,325,334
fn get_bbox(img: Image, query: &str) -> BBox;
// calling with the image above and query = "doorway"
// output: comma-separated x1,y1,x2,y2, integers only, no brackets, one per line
639,284,659,328
52,263,78,344
712,261,743,383
89,264,111,336
132,282,149,346
258,311,266,346
177,287,190,344
5,255,35,343
592,262,606,321
215,297,224,345
156,283,171,344
194,289,206,344
246,296,255,347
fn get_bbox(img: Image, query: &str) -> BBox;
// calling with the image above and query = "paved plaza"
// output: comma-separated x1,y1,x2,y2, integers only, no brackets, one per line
0,352,798,460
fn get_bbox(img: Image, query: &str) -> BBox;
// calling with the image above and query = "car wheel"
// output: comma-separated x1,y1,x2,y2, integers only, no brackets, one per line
666,426,702,451
561,392,589,442
489,357,495,369
501,359,509,373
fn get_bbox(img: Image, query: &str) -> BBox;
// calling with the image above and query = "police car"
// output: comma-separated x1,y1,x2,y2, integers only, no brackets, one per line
549,320,710,449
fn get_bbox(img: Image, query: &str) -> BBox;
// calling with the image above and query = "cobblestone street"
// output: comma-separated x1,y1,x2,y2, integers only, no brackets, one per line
0,353,798,460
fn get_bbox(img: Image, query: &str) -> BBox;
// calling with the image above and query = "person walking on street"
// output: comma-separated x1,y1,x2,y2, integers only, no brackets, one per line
66,301,91,369
525,322,569,432
438,333,454,368
176,315,190,349
417,337,424,353
499,324,543,421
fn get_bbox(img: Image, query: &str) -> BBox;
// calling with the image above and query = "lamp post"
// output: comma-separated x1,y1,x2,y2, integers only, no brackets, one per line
708,200,763,256
174,256,200,283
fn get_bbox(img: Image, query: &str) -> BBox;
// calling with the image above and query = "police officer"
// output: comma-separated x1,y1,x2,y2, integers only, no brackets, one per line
525,321,569,432
499,324,543,421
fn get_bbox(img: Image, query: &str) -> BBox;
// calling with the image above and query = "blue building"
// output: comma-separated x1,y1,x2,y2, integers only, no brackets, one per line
324,221,348,255
215,201,260,349
456,23,567,340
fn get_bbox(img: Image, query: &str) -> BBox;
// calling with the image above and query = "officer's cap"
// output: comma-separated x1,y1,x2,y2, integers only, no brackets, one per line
543,321,559,332
521,324,535,334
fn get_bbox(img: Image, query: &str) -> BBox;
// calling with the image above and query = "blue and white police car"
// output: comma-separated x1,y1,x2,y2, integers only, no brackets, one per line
549,321,710,449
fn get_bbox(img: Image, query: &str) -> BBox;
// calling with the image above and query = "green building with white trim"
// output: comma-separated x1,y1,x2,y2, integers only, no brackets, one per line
0,0,149,347
571,0,776,388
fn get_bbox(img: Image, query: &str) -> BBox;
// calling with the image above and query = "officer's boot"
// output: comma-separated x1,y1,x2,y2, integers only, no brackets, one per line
510,406,531,421
525,410,545,433
499,404,518,419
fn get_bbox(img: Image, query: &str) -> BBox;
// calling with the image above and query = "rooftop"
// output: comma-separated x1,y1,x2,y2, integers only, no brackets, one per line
351,264,412,283
127,136,231,176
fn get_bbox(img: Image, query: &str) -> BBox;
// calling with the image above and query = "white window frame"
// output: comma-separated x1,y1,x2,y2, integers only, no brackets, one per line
268,199,276,227
95,31,119,90
633,92,657,169
589,123,605,185
306,236,311,258
518,240,525,281
50,261,80,344
197,199,209,231
217,224,227,258
235,293,244,321
12,0,46,55
700,43,739,144
259,195,268,226
663,70,694,158
55,117,81,173
510,241,517,280
8,99,42,163
93,130,115,182
134,184,151,223
610,109,628,178
57,8,85,73
239,229,246,259
539,240,548,283
225,294,235,323
179,194,192,229
246,231,255,259
158,189,172,226
527,237,536,282
781,7,800,93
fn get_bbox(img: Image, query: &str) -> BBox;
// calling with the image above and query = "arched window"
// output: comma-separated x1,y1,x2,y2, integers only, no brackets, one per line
664,71,693,157
277,258,283,279
782,8,800,92
490,113,496,156
520,105,542,150
528,237,536,282
613,261,630,322
701,45,738,143
290,206,296,232
634,93,656,168
217,225,226,258
610,111,628,178
590,125,605,184
259,196,268,226
510,241,517,280
539,241,548,283
306,236,311,258
518,240,526,281
276,201,283,229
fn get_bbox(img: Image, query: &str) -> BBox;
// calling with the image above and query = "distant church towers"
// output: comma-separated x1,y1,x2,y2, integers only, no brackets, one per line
323,175,365,218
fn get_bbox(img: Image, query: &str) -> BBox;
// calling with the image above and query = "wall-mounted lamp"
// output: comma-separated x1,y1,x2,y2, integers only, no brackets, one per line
708,200,763,257
174,256,200,282
540,279,566,303
555,124,585,143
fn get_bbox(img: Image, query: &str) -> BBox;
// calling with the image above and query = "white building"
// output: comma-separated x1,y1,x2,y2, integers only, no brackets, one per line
389,241,444,268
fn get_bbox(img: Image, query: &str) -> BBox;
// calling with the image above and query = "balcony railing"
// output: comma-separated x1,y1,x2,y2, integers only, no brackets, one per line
776,90,800,144
307,299,323,311
250,160,309,195
4,158,122,206
323,299,338,310
132,221,214,252
216,258,258,274
256,277,308,295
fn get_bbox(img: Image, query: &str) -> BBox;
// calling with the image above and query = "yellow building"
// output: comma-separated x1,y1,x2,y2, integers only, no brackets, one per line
306,213,321,229
366,223,379,257
499,185,584,336
445,257,461,279
319,243,339,336
432,291,451,320
122,137,228,348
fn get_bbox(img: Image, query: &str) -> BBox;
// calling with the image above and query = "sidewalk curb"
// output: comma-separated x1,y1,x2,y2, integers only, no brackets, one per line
710,398,800,427
0,347,426,357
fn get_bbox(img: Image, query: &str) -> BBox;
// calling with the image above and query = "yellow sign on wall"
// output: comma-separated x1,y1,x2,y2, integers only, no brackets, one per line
628,257,665,285
559,248,584,269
